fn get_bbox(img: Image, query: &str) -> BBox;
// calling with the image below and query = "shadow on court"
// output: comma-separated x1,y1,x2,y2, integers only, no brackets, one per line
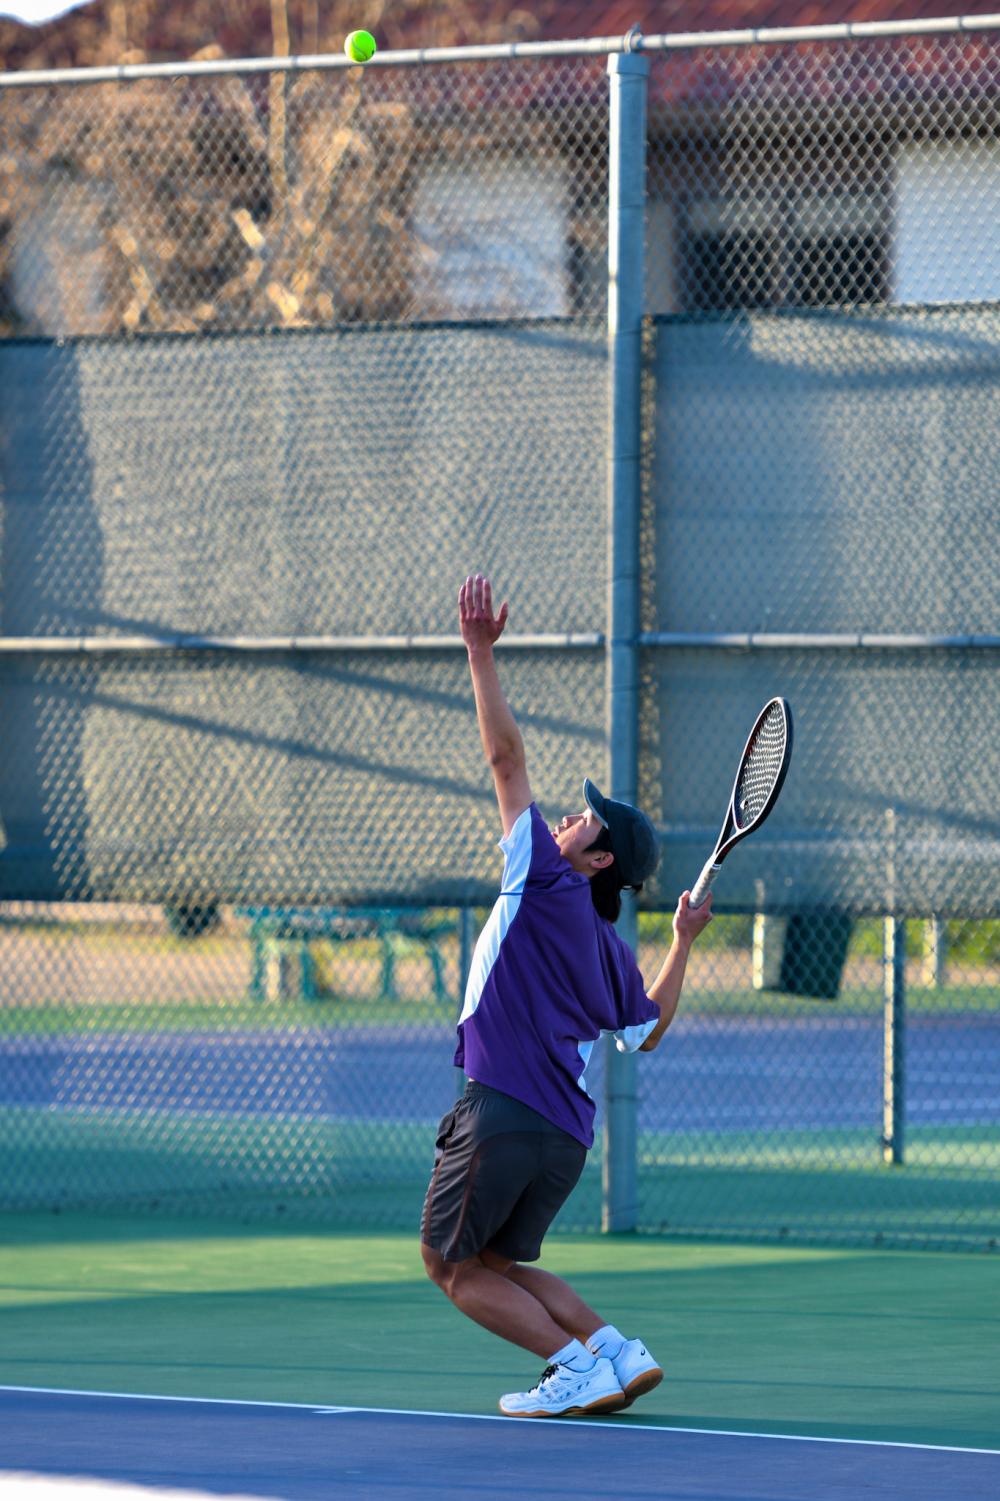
0,1213,997,1457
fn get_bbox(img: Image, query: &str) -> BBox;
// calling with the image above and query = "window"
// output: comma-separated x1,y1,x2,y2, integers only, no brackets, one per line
676,190,889,312
412,160,570,319
894,138,1000,304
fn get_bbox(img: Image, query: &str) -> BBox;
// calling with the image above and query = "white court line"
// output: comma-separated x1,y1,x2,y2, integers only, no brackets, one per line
1,1385,998,1458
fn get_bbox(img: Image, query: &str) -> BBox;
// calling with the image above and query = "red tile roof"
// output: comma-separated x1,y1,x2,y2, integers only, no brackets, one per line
549,3,1000,36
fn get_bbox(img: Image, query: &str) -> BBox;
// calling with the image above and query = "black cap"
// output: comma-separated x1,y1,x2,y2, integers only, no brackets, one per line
582,778,661,888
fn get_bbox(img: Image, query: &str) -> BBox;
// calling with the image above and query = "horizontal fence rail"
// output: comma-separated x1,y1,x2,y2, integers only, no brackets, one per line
0,634,604,654
2,13,1000,89
643,12,1000,48
0,633,997,654
640,634,1000,649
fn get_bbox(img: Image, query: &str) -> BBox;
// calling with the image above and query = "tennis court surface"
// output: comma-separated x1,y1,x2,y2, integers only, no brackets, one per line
1,1213,997,1499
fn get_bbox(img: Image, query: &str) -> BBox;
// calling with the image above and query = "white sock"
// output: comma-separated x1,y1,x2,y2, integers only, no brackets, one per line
549,1337,596,1372
586,1323,626,1360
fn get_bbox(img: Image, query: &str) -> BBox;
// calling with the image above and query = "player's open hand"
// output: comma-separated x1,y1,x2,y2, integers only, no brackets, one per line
674,889,713,946
459,573,509,652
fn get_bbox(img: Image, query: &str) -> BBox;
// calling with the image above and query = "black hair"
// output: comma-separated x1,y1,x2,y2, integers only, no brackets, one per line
584,823,642,923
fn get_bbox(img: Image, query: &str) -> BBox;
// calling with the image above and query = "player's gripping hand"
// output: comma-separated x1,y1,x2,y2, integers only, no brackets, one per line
459,573,509,653
674,889,713,946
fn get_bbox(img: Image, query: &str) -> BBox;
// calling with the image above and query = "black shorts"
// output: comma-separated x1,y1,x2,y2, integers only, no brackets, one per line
420,1080,587,1264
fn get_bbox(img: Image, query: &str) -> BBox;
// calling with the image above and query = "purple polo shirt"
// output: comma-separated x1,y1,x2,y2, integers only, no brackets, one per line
453,803,660,1148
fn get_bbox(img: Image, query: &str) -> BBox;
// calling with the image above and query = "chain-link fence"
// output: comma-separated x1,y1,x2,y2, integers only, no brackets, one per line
1,21,997,1250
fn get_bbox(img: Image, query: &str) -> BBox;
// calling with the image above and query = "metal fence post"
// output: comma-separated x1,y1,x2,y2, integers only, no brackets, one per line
603,41,649,1234
882,809,906,1166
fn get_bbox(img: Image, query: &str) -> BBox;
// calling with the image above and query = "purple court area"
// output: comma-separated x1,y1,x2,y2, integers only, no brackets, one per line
1,1388,998,1501
3,1014,999,1134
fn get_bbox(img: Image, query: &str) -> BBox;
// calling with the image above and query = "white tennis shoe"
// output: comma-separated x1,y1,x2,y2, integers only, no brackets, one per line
498,1357,625,1418
609,1337,664,1407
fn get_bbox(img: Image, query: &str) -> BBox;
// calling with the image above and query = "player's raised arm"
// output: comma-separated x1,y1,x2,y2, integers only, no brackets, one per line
460,573,532,838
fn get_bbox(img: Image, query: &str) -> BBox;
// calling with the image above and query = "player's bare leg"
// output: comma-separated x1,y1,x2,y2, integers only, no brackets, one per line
422,1245,569,1358
422,1244,627,1415
484,1253,663,1408
491,1258,603,1342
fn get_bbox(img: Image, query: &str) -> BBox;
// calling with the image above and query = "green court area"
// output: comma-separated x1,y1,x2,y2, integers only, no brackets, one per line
7,1109,999,1245
0,997,454,1038
5,1108,998,1248
0,1211,997,1452
0,983,994,1038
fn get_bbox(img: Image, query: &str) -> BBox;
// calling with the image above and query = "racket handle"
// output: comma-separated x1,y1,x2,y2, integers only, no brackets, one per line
690,861,721,910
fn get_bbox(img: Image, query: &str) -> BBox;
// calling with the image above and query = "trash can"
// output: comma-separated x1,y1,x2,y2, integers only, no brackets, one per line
777,911,854,1000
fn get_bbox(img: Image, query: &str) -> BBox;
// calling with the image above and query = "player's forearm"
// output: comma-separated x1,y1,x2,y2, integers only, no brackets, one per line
639,936,692,1050
467,645,524,767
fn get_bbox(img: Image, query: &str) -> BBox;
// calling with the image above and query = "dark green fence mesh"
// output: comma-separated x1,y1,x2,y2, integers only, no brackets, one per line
0,34,997,1250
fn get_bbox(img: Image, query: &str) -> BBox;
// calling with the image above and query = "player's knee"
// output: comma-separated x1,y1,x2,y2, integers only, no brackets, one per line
423,1245,473,1301
421,1242,451,1291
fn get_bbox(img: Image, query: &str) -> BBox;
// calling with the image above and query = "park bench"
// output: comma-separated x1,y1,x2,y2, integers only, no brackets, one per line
236,905,457,1006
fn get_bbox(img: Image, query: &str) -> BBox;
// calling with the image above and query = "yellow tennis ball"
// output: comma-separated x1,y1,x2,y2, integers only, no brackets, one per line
344,30,376,63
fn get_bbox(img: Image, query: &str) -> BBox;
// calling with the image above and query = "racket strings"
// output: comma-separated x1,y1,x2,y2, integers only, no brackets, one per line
734,705,787,828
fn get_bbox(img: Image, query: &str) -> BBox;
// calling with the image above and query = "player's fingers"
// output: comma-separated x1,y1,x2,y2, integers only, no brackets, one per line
497,600,509,632
473,572,484,615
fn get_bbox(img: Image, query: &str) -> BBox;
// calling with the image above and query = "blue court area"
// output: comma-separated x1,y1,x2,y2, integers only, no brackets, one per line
2,1388,998,1501
5,1015,998,1132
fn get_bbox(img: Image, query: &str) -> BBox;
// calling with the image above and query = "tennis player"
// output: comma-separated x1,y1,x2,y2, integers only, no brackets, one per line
421,574,714,1418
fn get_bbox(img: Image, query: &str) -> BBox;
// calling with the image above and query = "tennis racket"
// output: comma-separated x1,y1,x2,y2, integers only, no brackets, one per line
689,697,794,909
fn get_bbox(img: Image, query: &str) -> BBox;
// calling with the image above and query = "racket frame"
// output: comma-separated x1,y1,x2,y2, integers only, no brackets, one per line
689,696,793,909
